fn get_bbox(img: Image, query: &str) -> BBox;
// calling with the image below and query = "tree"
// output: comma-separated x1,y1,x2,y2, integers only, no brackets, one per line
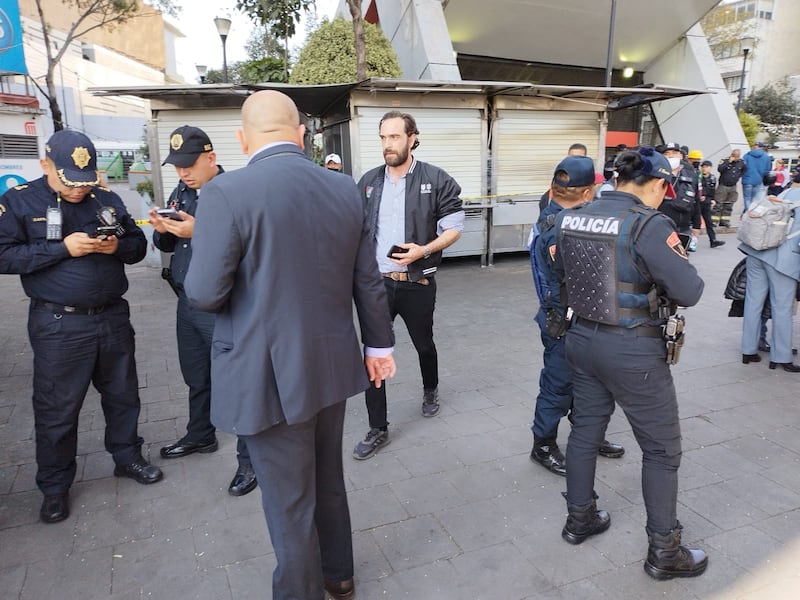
290,18,401,85
700,3,755,61
738,111,760,147
245,24,284,60
345,0,366,81
33,0,178,131
205,58,288,84
236,0,316,81
741,81,798,126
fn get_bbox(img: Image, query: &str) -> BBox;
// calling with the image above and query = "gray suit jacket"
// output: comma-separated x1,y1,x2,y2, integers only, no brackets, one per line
184,143,393,435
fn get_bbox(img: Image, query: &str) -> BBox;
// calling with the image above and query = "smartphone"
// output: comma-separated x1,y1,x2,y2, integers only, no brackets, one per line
91,225,118,239
387,244,409,258
157,207,185,221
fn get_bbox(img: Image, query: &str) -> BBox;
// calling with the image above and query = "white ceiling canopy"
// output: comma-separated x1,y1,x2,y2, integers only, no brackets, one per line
443,0,720,71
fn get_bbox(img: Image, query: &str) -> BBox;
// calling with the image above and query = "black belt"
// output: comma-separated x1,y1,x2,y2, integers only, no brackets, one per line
575,317,663,339
31,299,116,315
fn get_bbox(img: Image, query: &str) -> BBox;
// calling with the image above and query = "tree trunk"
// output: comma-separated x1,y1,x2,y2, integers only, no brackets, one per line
346,0,367,81
34,0,64,130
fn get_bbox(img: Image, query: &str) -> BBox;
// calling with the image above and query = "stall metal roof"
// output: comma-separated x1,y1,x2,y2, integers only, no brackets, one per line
89,79,709,116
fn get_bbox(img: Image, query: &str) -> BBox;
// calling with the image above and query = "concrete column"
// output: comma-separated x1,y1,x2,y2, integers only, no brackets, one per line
646,24,748,164
369,0,461,80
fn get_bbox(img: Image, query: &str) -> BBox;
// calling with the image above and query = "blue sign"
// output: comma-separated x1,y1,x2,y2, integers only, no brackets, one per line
0,2,28,75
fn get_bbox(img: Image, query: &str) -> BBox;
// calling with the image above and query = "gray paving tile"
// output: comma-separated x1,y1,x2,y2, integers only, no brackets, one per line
370,514,460,571
0,564,26,599
20,547,112,599
2,242,800,598
389,471,467,517
348,484,409,531
192,513,273,569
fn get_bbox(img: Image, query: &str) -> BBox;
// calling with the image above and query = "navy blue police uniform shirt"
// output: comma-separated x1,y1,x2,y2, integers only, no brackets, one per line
0,177,146,307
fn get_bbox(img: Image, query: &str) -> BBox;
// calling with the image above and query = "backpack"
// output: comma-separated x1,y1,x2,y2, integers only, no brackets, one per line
737,196,800,250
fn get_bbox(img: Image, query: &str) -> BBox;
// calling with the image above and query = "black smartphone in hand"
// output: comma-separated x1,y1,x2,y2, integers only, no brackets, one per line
387,244,409,258
157,207,185,221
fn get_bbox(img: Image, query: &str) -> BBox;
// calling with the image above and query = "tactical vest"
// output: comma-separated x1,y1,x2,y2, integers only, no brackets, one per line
529,207,560,307
558,204,657,328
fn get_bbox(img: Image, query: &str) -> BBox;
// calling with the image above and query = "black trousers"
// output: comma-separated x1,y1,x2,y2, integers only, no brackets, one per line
564,321,682,535
28,300,143,495
699,200,717,243
176,293,249,465
243,401,351,600
365,277,438,429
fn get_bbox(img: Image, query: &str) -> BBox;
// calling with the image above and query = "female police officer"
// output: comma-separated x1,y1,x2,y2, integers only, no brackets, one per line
554,147,708,580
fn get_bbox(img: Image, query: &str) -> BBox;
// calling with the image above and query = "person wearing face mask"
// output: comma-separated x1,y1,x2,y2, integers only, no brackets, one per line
658,143,702,251
554,147,707,580
0,130,162,525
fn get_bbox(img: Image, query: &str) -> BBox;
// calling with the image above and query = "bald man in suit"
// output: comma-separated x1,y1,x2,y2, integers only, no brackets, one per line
184,91,396,600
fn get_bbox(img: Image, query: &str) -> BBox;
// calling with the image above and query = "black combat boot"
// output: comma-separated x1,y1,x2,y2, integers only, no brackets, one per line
530,437,566,476
644,522,708,580
561,499,611,545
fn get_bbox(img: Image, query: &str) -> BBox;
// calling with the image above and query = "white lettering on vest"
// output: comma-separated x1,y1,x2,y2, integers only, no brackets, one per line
561,215,620,235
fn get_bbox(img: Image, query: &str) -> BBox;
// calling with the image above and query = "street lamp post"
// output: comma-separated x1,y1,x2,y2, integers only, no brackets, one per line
736,36,755,114
214,17,232,83
195,64,207,84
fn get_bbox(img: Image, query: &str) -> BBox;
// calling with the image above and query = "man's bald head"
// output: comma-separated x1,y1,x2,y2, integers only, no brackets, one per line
237,90,305,156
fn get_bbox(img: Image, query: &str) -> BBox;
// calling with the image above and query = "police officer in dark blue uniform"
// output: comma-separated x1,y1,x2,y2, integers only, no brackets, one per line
149,125,256,497
658,143,701,248
555,147,708,580
528,156,625,476
0,130,162,524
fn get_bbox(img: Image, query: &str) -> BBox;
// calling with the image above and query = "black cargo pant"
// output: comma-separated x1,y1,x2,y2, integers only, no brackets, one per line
564,320,682,535
28,300,143,495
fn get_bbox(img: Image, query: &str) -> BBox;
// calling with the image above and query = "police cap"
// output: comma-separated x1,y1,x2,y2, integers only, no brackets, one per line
163,125,214,168
552,156,595,187
45,130,100,187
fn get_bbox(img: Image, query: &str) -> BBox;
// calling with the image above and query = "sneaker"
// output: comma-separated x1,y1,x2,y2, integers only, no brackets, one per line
353,428,389,460
421,388,440,417
710,240,726,248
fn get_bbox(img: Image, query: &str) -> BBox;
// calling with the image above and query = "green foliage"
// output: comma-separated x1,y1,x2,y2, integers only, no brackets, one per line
136,179,154,202
701,3,755,59
290,18,401,84
240,57,289,83
236,0,315,40
738,111,760,147
245,24,284,60
741,81,798,126
204,58,288,84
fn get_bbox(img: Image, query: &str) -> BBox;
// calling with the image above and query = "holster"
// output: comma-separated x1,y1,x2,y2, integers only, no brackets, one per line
545,307,573,339
161,267,180,297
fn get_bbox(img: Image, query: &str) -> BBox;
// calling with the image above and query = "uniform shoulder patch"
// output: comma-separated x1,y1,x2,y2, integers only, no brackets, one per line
666,231,688,259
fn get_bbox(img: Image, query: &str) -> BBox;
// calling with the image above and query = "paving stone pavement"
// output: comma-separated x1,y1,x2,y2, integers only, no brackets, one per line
1,187,800,599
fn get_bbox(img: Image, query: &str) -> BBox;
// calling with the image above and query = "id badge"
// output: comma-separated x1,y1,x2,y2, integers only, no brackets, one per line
46,207,62,240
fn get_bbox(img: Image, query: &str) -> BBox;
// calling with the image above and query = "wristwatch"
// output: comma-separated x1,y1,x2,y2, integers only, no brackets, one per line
422,245,431,259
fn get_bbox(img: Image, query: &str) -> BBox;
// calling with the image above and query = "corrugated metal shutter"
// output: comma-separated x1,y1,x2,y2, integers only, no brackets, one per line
154,109,242,204
354,106,483,198
493,111,601,195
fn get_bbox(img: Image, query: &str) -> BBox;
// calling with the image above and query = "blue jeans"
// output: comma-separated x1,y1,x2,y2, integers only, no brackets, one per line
741,183,764,214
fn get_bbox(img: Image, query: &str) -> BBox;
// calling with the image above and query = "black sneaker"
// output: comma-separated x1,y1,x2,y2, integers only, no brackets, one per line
353,428,389,460
710,240,726,248
422,388,440,417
